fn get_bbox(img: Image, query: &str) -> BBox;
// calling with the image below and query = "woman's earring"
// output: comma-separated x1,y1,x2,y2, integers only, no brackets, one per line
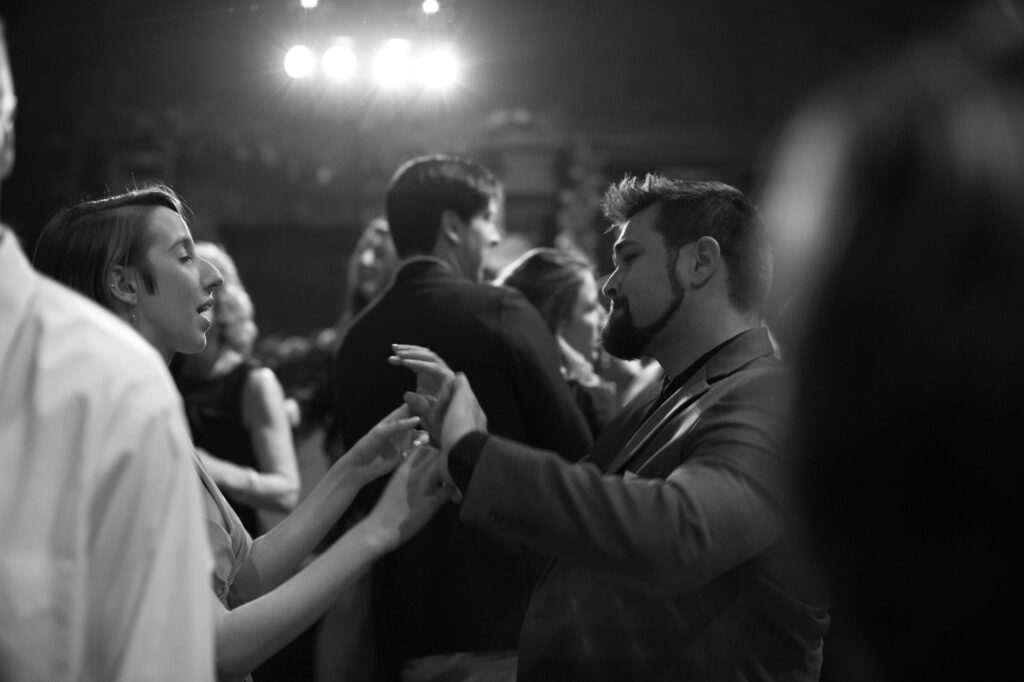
111,283,139,330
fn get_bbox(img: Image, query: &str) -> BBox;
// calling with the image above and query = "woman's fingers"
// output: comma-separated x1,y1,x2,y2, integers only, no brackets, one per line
401,443,432,469
389,346,442,362
388,357,453,382
379,403,412,424
389,346,454,369
391,343,439,356
375,415,421,434
371,421,420,453
403,391,434,416
388,355,450,373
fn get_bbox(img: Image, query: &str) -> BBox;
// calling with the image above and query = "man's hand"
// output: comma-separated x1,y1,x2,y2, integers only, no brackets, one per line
436,372,487,455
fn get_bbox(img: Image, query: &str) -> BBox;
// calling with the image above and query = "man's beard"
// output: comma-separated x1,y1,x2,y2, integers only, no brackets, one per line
601,288,684,360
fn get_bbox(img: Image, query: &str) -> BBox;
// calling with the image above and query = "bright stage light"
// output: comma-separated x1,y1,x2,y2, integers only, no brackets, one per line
323,42,357,81
284,45,315,79
300,0,318,8
373,39,412,89
418,47,459,91
422,0,440,15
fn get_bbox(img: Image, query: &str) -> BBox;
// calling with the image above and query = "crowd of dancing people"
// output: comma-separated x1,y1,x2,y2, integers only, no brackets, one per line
2,6,1023,682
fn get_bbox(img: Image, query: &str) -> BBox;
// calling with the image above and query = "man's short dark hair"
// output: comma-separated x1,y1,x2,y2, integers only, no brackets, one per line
602,174,769,312
385,155,503,258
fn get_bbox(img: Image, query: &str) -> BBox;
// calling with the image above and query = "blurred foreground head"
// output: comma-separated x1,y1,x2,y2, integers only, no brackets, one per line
763,7,1024,680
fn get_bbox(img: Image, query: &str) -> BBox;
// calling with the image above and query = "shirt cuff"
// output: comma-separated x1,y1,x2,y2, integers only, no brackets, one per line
446,431,489,494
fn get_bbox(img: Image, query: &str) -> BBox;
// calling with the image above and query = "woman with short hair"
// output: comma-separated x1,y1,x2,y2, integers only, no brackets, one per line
34,184,451,681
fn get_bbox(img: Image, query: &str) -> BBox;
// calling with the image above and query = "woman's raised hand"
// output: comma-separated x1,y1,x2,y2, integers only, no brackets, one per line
340,404,424,484
363,445,454,551
388,344,457,442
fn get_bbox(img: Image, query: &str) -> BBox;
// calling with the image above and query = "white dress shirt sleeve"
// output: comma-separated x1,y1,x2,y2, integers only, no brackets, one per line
84,381,216,681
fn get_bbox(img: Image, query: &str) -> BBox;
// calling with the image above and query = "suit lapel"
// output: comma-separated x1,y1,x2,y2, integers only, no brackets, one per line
603,328,777,475
603,371,710,474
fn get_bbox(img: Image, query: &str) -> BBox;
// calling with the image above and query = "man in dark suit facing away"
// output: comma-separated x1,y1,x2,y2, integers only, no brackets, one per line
395,175,829,681
333,155,593,681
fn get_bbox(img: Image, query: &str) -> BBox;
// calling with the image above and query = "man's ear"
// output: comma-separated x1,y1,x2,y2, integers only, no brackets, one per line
108,265,139,307
439,209,464,246
690,236,721,288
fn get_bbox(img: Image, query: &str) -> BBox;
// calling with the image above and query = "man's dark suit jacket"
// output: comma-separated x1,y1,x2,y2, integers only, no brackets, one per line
455,328,829,681
333,257,593,670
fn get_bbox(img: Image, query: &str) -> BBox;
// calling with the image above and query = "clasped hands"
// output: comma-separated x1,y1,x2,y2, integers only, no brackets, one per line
388,343,488,457
336,344,486,545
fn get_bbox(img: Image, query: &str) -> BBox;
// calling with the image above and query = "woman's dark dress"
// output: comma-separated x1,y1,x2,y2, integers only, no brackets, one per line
175,360,263,536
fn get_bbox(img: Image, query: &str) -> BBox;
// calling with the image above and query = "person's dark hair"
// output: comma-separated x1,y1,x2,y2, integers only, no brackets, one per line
602,175,768,312
385,155,503,258
791,22,1024,682
33,185,187,310
494,247,593,336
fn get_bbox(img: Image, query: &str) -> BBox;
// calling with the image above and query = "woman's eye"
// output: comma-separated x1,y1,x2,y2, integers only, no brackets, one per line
179,254,193,264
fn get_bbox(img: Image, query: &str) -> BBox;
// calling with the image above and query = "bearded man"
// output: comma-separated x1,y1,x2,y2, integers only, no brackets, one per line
393,175,829,682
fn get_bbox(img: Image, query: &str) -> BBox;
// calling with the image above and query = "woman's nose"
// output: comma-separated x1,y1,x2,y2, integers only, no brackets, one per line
203,259,224,292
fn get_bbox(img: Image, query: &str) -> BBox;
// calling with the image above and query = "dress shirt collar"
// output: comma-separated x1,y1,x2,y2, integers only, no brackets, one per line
643,330,749,424
397,255,456,274
0,226,37,358
658,330,749,401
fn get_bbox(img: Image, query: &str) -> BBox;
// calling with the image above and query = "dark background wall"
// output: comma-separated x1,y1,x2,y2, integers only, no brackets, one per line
1,0,968,334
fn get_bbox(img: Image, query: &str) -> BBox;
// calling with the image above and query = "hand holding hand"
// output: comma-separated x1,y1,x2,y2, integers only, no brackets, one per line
388,344,457,442
338,404,423,484
363,445,454,551
435,372,488,455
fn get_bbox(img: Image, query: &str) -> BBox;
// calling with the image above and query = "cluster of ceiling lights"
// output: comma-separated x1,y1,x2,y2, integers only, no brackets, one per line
299,0,440,14
284,39,460,91
286,0,456,91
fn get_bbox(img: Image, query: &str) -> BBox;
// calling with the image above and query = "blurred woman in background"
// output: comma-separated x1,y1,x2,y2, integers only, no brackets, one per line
316,217,401,682
337,217,398,332
316,218,399,451
173,242,300,537
495,247,638,435
33,185,451,681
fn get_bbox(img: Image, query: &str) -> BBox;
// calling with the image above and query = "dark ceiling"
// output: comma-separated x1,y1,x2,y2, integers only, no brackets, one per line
1,0,972,223
0,0,979,334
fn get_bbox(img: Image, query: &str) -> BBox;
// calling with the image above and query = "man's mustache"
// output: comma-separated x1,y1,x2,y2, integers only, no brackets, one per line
607,298,629,314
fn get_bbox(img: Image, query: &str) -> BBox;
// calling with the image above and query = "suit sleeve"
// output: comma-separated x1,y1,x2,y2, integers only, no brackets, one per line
496,289,593,460
459,367,791,596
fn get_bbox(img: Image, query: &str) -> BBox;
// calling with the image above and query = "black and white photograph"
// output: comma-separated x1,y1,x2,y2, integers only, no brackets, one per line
1,1,1019,680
